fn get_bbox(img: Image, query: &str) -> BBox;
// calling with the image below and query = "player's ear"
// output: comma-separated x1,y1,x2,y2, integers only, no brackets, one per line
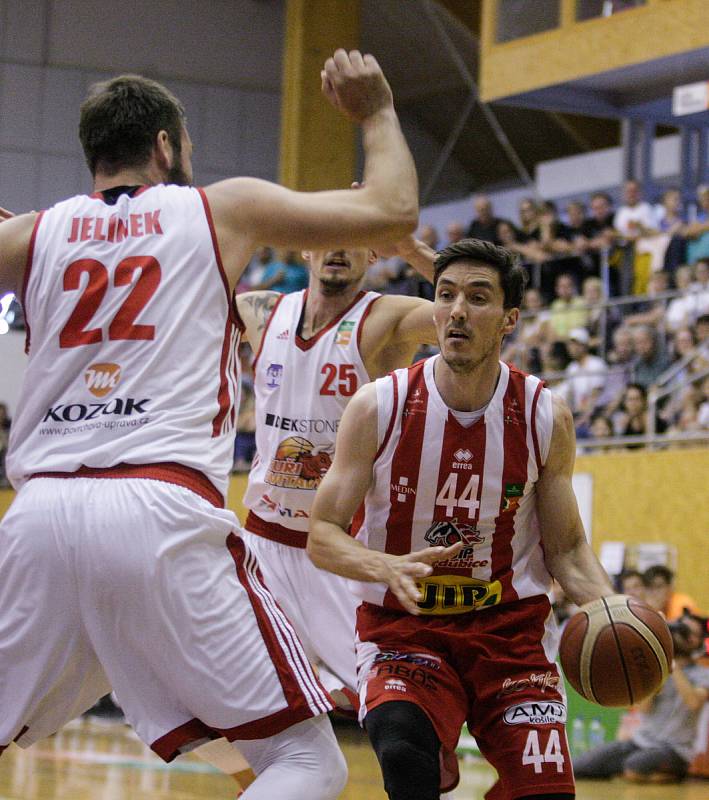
502,307,519,334
154,130,172,170
302,251,312,263
368,249,377,264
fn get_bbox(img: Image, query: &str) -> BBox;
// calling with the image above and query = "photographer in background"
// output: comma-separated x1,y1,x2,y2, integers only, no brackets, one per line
574,611,709,783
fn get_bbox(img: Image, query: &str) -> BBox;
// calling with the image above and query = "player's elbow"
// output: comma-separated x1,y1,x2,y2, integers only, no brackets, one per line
305,524,327,568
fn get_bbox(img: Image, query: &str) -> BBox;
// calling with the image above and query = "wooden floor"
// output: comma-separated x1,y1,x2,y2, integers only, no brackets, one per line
0,718,705,799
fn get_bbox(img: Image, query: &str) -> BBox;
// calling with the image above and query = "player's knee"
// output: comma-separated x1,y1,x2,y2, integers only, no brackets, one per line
318,741,348,800
366,702,440,798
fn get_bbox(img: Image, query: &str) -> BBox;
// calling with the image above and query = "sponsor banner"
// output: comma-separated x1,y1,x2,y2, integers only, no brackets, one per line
415,575,501,615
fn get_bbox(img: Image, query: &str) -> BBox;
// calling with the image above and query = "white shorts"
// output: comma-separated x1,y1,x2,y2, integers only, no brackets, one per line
241,529,360,698
0,476,331,761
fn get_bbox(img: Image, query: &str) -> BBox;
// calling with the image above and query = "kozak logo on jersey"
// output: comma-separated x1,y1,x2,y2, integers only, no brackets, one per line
84,362,121,397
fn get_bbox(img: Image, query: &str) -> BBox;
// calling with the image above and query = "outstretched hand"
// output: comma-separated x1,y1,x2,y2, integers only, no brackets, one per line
384,542,464,615
0,207,15,222
321,49,394,123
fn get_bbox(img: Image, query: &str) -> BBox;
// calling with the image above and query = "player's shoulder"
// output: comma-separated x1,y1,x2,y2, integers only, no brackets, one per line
344,379,379,421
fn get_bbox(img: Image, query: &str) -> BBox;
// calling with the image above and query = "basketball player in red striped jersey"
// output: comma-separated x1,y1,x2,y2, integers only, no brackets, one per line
309,239,615,800
234,233,438,711
0,51,419,800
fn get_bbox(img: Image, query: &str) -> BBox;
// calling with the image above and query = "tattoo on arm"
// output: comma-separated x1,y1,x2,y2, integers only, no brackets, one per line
243,292,279,333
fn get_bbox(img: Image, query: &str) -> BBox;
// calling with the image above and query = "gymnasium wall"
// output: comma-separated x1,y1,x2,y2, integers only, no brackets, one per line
2,447,707,609
0,0,284,214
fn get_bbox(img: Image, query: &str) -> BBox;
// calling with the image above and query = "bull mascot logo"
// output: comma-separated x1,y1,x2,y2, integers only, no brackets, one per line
424,518,483,547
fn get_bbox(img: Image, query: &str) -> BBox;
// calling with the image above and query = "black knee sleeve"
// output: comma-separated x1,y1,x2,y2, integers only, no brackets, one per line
365,701,441,800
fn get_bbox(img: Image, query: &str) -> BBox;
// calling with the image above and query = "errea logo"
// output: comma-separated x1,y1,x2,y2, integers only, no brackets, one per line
84,363,122,398
453,448,473,470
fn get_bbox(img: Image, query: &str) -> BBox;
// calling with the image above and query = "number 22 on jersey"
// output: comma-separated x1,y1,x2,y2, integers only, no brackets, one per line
59,256,161,348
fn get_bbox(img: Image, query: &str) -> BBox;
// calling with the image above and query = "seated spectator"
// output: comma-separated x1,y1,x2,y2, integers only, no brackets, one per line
614,179,658,241
574,610,709,783
582,275,619,352
517,196,541,242
445,220,466,245
537,200,586,296
666,266,700,332
624,270,670,328
686,185,709,265
376,224,437,299
696,314,709,343
243,246,274,290
692,259,709,307
599,326,635,415
466,194,510,244
502,286,552,372
657,188,687,273
584,192,617,250
698,375,709,429
253,249,308,294
630,325,670,389
644,565,702,620
549,273,588,340
617,569,647,602
613,382,666,445
564,327,607,431
587,413,614,452
542,340,572,402
496,219,546,271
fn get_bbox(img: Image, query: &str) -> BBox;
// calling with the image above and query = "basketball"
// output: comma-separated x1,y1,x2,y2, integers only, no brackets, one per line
559,594,673,707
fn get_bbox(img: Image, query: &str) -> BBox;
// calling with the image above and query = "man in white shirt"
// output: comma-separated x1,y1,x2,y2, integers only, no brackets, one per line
613,180,658,239
564,328,607,428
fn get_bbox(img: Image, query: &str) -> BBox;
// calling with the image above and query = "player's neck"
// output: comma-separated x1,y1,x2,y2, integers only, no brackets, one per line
433,352,501,412
93,164,164,192
302,281,362,337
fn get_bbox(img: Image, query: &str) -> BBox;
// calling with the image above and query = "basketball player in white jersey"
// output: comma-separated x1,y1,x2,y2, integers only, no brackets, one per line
309,238,615,800
235,234,438,709
0,50,419,800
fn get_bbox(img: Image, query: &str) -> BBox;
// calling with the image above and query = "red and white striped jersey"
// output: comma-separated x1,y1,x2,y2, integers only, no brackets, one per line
351,355,554,615
244,289,379,543
7,185,240,500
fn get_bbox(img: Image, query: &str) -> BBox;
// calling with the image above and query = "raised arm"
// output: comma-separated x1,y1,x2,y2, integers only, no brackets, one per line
536,394,614,606
205,50,418,289
308,382,462,614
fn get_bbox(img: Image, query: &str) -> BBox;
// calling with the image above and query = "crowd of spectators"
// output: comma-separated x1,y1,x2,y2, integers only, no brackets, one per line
357,183,709,449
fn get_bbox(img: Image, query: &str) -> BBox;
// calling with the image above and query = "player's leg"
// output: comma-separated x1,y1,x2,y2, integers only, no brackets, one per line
356,604,468,797
456,597,576,800
573,740,636,778
242,532,359,708
75,481,337,791
234,714,347,800
193,738,255,791
622,744,689,782
0,479,111,752
365,701,441,800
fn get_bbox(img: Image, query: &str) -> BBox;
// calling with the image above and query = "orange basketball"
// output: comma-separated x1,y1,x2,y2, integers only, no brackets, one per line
559,595,673,707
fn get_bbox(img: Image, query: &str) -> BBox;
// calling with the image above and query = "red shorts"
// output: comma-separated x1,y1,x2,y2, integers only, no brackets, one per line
356,595,574,799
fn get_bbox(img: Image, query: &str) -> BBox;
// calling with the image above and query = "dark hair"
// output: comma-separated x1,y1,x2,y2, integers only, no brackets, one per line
432,238,526,309
615,569,643,592
79,75,185,176
590,192,612,205
624,382,647,399
643,565,674,586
